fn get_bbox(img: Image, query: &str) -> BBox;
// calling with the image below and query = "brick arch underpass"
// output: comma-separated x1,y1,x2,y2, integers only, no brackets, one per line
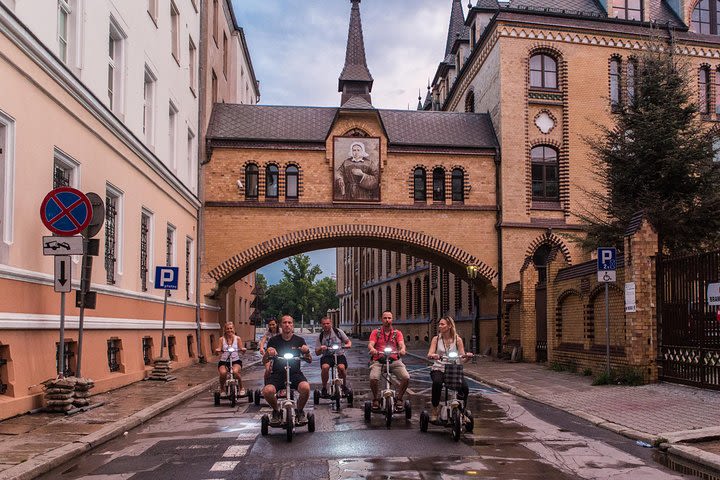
206,224,497,295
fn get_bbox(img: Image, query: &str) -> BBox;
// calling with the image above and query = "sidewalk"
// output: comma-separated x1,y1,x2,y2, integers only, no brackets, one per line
0,357,260,480
408,348,720,475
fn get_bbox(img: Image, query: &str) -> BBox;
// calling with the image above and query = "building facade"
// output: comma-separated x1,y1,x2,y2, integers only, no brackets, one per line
0,0,258,420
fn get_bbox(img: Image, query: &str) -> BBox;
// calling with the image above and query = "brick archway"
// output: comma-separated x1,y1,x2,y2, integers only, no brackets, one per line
207,224,497,294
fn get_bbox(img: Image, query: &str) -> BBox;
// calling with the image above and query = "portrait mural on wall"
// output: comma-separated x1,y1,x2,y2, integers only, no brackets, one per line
333,136,381,202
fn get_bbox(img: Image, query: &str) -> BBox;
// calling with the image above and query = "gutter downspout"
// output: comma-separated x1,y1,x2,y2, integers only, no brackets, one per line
195,0,208,363
494,145,503,357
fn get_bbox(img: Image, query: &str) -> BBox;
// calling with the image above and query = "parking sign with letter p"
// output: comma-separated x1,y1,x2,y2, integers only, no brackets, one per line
154,266,179,290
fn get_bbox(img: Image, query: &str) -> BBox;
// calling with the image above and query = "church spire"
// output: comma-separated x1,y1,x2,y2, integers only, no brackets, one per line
444,0,465,58
339,0,374,106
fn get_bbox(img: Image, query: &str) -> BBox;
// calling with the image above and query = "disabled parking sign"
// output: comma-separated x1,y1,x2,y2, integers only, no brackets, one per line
40,187,92,236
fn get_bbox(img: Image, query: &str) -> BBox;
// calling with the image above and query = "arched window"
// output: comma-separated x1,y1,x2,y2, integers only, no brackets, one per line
612,0,642,20
626,59,637,106
386,286,392,312
377,250,382,278
451,168,464,202
265,164,278,198
385,251,391,276
413,167,426,201
395,283,402,318
531,146,559,201
406,280,413,318
715,67,720,114
610,57,621,109
691,0,720,34
533,243,552,284
432,167,445,201
377,289,383,319
245,164,258,199
414,278,421,317
285,165,299,199
529,53,557,89
700,67,711,114
464,90,475,113
370,290,375,321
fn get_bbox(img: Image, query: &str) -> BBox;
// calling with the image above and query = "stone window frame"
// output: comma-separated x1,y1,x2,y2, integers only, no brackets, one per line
411,166,427,202
464,89,475,113
612,0,643,21
244,162,259,200
450,166,466,203
284,163,300,200
609,55,623,112
700,64,713,115
264,163,279,200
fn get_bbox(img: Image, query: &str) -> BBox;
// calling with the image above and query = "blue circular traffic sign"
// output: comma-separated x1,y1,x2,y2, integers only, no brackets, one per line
40,187,92,236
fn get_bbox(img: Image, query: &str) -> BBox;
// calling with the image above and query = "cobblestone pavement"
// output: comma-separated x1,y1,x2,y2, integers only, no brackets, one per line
0,356,239,478
447,354,720,439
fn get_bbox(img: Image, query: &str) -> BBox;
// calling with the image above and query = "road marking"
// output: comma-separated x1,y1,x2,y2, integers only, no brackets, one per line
236,433,257,441
223,445,250,457
210,461,239,472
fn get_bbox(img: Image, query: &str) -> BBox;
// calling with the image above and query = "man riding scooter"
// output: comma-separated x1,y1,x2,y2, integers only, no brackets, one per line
315,316,352,396
368,310,410,413
262,315,312,426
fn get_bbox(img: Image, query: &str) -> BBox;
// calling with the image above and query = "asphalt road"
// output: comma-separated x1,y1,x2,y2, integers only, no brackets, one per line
39,334,691,479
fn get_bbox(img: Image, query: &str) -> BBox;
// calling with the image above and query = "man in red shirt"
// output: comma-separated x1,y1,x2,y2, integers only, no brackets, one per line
367,310,410,411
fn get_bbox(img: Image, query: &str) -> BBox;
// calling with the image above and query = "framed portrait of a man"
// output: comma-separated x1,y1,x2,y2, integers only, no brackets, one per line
333,137,381,202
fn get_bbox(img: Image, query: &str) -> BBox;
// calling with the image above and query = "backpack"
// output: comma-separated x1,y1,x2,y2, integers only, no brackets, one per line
319,327,343,343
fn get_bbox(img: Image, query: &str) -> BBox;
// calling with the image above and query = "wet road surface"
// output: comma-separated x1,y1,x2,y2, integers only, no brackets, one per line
40,335,691,479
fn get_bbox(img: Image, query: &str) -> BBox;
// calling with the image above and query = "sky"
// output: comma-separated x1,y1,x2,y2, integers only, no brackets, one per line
230,0,457,283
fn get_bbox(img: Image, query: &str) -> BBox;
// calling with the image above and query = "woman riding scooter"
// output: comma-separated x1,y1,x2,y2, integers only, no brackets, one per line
216,322,247,397
258,318,279,384
426,316,472,422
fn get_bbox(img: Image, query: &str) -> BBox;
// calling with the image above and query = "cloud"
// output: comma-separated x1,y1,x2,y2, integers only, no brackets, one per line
231,0,454,109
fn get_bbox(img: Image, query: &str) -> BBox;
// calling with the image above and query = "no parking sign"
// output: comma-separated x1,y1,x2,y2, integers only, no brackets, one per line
40,187,92,236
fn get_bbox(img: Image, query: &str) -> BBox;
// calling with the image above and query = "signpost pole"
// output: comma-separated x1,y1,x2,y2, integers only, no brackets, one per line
58,292,66,378
160,289,169,358
76,244,90,378
605,282,610,376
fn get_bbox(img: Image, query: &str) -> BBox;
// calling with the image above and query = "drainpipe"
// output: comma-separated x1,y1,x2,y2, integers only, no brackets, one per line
494,144,503,357
194,0,208,364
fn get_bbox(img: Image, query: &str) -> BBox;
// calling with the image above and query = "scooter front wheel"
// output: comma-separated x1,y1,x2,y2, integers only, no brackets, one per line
307,413,315,432
419,411,429,432
334,385,341,411
363,401,372,422
385,399,393,428
229,391,237,407
465,412,474,433
286,417,294,442
261,414,269,436
347,389,353,407
451,409,462,442
254,389,261,406
313,389,320,405
213,392,220,406
404,399,412,420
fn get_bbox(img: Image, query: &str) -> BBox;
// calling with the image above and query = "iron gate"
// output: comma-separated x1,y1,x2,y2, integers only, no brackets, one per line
659,251,720,389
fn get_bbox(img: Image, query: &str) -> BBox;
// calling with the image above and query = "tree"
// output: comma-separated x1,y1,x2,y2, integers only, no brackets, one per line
262,254,338,324
579,42,720,255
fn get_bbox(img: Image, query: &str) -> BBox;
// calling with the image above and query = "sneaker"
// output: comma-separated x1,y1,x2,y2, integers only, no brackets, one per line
296,409,307,424
430,407,439,423
239,388,247,397
270,409,282,426
394,403,405,413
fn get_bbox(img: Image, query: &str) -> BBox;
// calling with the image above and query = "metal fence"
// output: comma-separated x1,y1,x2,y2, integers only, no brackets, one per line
659,251,720,389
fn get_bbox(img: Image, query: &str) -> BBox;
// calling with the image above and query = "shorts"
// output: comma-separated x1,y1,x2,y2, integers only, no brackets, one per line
218,360,242,369
266,370,308,391
321,354,348,368
369,359,409,382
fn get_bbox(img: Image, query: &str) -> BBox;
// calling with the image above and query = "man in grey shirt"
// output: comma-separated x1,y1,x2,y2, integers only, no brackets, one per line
315,316,352,396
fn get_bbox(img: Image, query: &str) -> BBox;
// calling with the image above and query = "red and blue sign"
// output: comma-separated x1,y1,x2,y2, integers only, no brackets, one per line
40,187,92,236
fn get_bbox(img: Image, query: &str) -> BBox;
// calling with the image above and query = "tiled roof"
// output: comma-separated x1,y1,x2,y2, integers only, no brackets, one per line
379,110,497,148
445,0,467,57
476,0,605,16
339,0,373,84
207,104,498,149
341,95,373,109
207,104,337,143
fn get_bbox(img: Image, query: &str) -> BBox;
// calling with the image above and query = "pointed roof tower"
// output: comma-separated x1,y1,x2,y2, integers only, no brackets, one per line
339,0,374,106
444,0,465,58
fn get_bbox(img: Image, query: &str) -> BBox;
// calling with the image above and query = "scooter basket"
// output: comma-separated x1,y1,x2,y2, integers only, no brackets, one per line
443,363,464,390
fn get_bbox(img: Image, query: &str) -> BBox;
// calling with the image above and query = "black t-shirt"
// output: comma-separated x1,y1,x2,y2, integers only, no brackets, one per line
267,334,307,375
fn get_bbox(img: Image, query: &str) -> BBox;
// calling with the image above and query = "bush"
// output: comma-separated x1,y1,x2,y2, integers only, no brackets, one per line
549,360,578,373
592,366,644,386
582,368,593,377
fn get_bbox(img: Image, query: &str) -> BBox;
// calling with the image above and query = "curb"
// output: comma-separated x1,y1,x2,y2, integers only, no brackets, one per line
0,360,262,480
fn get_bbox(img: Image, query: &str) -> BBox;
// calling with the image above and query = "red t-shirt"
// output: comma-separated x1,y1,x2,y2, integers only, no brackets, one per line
369,327,404,361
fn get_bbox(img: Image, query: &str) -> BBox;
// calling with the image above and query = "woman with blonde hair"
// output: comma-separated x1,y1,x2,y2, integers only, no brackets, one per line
426,316,472,421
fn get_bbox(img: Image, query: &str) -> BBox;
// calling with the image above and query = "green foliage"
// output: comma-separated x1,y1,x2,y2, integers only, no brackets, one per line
592,366,644,386
579,42,720,254
582,368,593,377
653,437,668,448
549,360,577,373
262,254,338,324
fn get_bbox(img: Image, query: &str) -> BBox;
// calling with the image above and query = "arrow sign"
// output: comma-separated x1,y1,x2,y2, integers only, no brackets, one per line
54,256,72,293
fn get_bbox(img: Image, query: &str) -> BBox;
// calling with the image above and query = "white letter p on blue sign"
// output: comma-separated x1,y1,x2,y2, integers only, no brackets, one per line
155,266,179,290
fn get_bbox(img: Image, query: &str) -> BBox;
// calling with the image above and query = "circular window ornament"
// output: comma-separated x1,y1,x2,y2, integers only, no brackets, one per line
535,111,555,134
